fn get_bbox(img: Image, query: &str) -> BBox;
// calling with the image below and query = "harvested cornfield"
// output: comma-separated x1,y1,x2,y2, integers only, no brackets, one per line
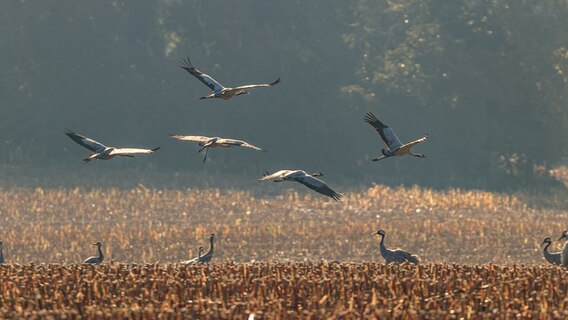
0,262,567,319
0,185,566,264
1,186,568,318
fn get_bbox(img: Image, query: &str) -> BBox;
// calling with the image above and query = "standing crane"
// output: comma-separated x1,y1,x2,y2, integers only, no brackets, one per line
199,234,215,264
559,230,568,267
541,237,561,265
364,112,428,161
170,134,265,162
181,246,204,265
0,241,4,264
180,57,280,100
374,230,420,265
83,241,104,265
259,170,343,201
65,130,160,162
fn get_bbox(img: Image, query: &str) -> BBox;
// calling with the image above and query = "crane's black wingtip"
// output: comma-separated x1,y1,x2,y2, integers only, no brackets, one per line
180,56,192,66
151,147,161,152
363,112,378,123
64,129,78,137
270,77,281,86
332,192,344,201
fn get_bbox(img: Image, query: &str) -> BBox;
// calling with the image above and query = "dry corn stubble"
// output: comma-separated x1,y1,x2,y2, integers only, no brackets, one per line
0,262,567,319
1,185,568,318
0,185,564,264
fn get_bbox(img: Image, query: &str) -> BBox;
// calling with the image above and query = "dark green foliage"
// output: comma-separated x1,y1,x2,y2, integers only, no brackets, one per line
0,0,566,190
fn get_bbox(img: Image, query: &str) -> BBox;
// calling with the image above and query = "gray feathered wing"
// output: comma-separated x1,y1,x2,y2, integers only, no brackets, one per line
170,134,212,143
294,175,343,201
219,138,265,151
233,78,281,90
109,147,160,156
258,170,293,182
180,58,225,95
65,130,107,152
364,112,403,151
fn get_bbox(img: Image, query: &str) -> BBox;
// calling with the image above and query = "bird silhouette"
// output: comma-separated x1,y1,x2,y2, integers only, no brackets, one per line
65,130,159,162
364,112,428,161
170,134,265,162
541,237,561,265
82,241,104,265
180,57,280,100
199,234,215,264
374,230,420,264
259,170,343,200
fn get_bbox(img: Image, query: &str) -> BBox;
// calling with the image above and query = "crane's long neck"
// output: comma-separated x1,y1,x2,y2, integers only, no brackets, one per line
205,236,214,256
543,242,551,252
378,234,388,256
97,245,104,260
543,242,554,261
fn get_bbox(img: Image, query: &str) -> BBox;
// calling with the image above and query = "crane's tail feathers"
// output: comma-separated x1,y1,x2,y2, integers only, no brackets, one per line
258,171,271,182
408,254,421,264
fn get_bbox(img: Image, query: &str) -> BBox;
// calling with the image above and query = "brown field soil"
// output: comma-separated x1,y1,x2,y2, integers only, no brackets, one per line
1,186,568,318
